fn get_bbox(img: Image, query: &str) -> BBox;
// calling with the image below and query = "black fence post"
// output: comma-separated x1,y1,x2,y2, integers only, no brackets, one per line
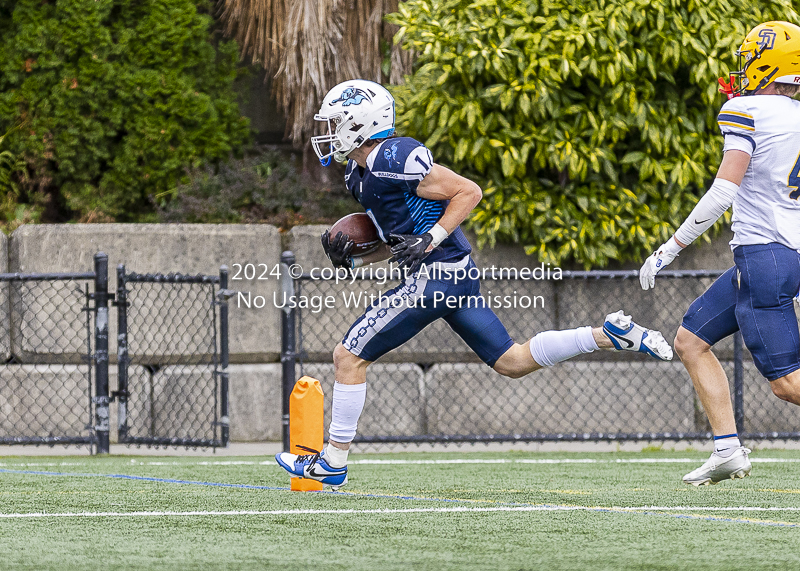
93,253,110,454
219,265,230,447
280,251,297,452
733,331,745,435
116,264,129,443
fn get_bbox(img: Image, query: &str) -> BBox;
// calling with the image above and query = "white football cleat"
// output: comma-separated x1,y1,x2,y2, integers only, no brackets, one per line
683,446,752,486
602,310,673,361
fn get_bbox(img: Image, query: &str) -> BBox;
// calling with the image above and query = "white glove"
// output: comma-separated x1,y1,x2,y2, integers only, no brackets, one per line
639,237,683,290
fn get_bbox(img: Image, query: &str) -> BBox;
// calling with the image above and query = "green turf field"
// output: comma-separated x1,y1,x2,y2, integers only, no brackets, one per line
1,450,799,570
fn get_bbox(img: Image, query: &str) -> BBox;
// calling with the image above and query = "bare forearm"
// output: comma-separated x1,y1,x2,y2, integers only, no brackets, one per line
436,181,482,234
415,163,483,235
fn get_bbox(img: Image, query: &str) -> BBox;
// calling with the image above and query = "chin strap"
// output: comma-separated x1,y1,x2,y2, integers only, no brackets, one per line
320,155,331,167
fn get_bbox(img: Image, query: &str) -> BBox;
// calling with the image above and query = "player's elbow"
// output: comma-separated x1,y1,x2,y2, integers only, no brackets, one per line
467,181,482,207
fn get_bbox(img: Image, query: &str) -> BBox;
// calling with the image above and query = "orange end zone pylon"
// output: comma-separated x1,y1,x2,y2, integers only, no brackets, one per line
289,376,324,491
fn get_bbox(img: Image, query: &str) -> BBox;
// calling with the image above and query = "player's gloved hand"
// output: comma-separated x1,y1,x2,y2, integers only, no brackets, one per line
321,230,354,269
639,237,683,290
388,232,434,274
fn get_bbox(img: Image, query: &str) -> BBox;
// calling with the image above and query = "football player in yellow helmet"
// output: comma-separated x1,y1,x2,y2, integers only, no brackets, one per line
642,21,800,486
720,20,800,98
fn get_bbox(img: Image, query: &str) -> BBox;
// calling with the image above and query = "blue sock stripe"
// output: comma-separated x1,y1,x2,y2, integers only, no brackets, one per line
714,433,739,440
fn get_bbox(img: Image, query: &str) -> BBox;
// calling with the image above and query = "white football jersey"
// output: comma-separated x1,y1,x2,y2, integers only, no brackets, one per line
718,95,800,250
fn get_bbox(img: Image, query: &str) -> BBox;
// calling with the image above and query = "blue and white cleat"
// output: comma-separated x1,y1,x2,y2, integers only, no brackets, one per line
275,445,348,489
602,310,673,361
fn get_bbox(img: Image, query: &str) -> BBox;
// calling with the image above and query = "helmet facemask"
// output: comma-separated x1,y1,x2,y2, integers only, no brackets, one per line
730,43,773,95
311,113,350,164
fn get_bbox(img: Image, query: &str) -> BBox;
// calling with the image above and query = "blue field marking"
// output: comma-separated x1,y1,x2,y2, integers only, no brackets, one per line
0,468,483,504
2,468,799,528
0,468,291,492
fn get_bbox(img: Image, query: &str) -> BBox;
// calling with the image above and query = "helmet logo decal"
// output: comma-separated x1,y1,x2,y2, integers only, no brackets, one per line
383,142,399,164
330,87,372,107
758,29,777,50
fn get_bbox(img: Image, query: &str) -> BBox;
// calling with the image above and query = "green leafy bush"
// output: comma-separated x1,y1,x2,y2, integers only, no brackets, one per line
158,148,354,228
389,0,797,267
0,129,41,233
0,0,249,221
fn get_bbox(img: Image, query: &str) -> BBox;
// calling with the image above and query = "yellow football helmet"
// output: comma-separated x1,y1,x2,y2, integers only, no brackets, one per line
721,21,800,98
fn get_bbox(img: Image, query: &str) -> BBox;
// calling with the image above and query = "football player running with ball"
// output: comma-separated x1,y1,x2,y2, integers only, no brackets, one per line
276,79,673,488
639,21,800,486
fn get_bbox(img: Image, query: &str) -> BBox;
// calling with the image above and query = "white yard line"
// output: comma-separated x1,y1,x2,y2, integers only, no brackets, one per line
2,457,800,468
350,458,800,465
1,505,800,520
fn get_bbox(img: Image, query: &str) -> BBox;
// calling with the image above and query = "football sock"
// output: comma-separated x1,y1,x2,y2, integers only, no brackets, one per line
713,433,741,457
327,382,367,458
324,442,349,468
529,326,599,367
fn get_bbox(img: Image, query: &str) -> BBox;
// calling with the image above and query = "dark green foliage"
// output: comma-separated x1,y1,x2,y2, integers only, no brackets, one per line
158,148,354,228
0,130,41,232
0,0,249,221
389,0,798,267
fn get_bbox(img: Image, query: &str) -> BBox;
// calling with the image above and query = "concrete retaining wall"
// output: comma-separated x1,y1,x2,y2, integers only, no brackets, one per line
741,363,799,434
9,224,281,363
286,226,736,363
300,363,426,440
0,365,90,437
3,359,795,446
425,361,695,435
226,365,283,442
0,233,10,361
0,224,738,367
2,224,796,444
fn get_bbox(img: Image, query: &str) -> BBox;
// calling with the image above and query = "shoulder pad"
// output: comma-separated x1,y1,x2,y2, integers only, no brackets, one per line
718,98,756,136
368,138,434,181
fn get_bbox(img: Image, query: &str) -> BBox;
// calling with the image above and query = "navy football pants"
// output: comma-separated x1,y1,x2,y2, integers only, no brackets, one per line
342,258,515,367
682,242,800,381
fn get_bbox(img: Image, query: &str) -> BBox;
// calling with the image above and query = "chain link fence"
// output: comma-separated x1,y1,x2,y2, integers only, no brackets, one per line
0,254,229,452
0,272,95,446
116,267,230,449
283,262,800,449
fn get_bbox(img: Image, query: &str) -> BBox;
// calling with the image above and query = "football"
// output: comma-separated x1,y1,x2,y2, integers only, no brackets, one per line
329,212,381,256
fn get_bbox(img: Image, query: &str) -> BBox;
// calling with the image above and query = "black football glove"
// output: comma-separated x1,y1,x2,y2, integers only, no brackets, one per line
321,230,354,269
388,232,434,274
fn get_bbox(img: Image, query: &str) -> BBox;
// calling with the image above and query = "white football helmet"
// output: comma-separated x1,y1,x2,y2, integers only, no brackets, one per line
311,79,395,164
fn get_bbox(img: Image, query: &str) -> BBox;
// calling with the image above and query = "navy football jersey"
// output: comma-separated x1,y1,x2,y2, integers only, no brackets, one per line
344,137,472,264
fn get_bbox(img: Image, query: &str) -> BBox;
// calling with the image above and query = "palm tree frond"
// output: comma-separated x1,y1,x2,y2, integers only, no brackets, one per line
217,0,413,147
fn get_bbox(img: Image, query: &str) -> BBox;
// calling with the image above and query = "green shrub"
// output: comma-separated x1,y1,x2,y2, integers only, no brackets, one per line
389,0,797,267
0,0,250,221
0,129,42,233
158,148,354,228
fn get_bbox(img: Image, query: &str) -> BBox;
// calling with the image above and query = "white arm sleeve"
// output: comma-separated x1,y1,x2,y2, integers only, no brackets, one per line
673,178,738,246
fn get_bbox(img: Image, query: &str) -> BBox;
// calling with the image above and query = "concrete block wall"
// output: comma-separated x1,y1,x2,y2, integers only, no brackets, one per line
3,358,797,444
9,224,282,363
0,233,9,361
425,361,695,436
1,224,795,444
0,365,91,438
300,363,426,440
286,226,736,363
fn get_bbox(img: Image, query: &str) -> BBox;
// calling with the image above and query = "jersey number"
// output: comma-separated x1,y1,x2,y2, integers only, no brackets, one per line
789,152,800,200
